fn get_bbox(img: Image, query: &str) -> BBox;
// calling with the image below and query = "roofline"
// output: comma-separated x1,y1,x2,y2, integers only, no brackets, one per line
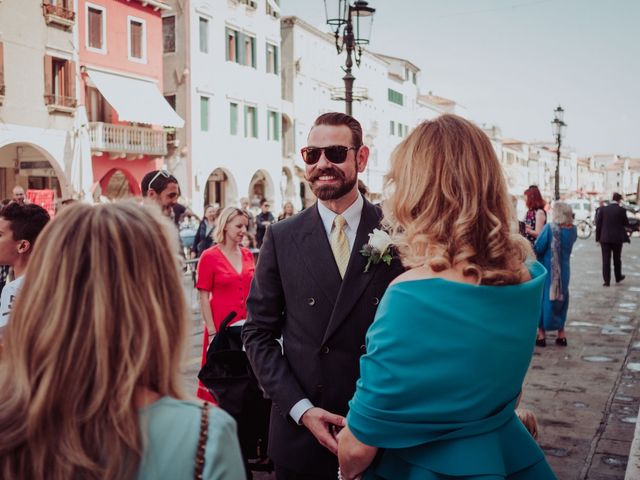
372,52,420,72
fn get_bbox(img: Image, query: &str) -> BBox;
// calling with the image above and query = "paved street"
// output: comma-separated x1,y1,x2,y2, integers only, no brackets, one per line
182,237,640,479
521,237,640,479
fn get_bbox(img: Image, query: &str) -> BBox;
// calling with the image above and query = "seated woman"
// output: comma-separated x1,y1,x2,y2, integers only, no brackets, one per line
0,201,245,480
337,114,556,480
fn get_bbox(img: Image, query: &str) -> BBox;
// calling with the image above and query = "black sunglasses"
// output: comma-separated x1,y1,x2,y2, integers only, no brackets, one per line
300,145,358,165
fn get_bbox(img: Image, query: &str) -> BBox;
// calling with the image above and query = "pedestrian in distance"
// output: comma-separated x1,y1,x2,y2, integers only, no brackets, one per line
240,197,257,238
0,202,50,338
0,201,245,479
255,199,275,248
336,114,555,480
196,207,255,403
523,185,547,246
533,201,577,347
242,112,404,479
596,192,630,286
141,169,180,219
11,186,26,205
277,201,296,221
192,204,220,258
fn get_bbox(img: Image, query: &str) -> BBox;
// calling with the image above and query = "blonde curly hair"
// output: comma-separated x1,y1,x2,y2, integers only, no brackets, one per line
382,114,531,285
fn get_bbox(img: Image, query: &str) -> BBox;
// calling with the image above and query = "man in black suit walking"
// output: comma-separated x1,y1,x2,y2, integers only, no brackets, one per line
242,113,403,479
596,192,630,286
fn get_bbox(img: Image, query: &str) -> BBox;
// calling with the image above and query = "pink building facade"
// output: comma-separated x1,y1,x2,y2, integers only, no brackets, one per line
77,0,182,197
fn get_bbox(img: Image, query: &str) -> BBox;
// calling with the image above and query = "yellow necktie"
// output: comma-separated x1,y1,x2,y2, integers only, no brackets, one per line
331,214,350,278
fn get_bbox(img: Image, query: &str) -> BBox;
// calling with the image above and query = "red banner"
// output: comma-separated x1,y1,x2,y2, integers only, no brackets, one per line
27,189,56,217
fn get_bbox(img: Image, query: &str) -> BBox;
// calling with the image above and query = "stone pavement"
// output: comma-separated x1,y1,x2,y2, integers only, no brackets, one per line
181,237,640,480
520,237,640,480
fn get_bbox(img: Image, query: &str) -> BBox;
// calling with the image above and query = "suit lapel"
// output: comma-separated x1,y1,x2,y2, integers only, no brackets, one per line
293,205,341,304
322,199,382,344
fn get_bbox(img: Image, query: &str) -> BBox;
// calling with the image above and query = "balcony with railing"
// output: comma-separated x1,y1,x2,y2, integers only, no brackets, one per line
42,3,76,29
0,84,5,106
88,122,168,156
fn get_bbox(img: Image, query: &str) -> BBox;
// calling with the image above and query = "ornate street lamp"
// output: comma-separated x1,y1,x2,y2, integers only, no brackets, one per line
551,105,567,200
324,1,375,116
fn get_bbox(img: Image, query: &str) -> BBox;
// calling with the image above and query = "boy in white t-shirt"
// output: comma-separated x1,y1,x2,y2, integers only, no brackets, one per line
0,202,50,335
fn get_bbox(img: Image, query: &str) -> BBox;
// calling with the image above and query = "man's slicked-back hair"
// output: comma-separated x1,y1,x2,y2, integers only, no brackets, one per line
0,203,50,246
313,112,363,148
612,192,623,202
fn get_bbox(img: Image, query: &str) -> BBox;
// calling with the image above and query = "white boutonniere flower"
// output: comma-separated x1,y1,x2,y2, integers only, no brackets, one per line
360,229,393,273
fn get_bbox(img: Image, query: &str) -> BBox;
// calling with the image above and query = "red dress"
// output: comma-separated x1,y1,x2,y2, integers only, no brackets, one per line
195,245,255,402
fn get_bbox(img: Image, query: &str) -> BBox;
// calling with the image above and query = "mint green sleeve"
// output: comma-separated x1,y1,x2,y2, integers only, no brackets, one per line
204,408,246,480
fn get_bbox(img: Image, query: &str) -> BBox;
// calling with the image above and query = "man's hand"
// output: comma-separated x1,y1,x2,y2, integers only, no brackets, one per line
301,407,345,455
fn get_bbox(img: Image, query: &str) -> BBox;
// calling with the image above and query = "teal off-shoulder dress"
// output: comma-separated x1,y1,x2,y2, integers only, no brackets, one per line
347,261,556,479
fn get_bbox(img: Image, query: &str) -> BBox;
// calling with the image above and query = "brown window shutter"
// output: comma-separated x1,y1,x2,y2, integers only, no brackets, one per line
67,60,76,105
44,55,53,100
89,8,102,49
0,42,4,89
131,21,142,58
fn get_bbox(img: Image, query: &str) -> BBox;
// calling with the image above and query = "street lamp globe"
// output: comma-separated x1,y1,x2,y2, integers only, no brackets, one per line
553,105,565,123
352,1,375,46
324,0,348,28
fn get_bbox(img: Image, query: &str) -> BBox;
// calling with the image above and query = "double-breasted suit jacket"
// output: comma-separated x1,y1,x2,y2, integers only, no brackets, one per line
242,197,404,475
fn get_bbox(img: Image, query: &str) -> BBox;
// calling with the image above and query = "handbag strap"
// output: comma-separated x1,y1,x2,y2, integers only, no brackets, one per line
194,402,210,480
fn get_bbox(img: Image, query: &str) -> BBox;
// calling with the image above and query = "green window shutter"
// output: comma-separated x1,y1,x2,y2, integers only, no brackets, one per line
237,32,245,65
200,97,208,131
275,112,281,140
274,46,279,74
251,37,256,68
253,107,258,138
390,120,394,135
267,111,272,139
230,102,238,135
244,105,248,137
225,28,230,61
265,44,270,73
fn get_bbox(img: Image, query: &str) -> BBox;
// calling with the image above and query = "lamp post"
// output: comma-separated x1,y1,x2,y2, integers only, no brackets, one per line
551,105,567,201
324,1,375,116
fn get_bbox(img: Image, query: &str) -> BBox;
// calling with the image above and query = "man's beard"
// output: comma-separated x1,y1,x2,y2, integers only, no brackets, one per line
307,166,357,201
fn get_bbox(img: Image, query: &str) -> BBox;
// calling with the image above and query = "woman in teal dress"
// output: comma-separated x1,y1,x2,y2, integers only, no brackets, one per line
336,114,556,480
534,201,578,347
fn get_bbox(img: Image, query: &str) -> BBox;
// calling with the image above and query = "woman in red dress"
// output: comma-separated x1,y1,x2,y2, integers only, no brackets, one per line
196,206,254,402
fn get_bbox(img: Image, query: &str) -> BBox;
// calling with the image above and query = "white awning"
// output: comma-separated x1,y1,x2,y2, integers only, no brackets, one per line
86,68,184,128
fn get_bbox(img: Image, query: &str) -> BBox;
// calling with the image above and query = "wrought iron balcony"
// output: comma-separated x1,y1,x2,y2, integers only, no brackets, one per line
42,3,76,29
88,122,168,156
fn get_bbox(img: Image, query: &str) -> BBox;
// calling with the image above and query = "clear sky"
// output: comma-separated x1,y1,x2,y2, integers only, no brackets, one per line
281,0,640,157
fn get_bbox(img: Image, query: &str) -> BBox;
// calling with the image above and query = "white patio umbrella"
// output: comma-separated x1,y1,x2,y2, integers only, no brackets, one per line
71,105,94,201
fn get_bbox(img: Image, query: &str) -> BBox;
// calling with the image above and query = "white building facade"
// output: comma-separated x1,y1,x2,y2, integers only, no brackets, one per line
163,0,283,215
281,16,442,204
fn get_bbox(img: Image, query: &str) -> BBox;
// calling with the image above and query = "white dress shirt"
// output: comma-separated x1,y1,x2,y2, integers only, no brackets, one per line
289,194,364,425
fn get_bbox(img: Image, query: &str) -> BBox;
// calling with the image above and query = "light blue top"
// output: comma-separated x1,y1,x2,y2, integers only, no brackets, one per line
347,261,556,479
137,397,245,480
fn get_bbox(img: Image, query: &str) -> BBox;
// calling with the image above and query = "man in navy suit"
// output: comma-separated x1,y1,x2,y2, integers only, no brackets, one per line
243,113,403,479
596,192,630,286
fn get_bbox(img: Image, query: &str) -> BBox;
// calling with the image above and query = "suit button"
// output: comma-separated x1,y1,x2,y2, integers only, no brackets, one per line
360,344,366,352
322,346,330,354
307,297,316,306
373,297,380,305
